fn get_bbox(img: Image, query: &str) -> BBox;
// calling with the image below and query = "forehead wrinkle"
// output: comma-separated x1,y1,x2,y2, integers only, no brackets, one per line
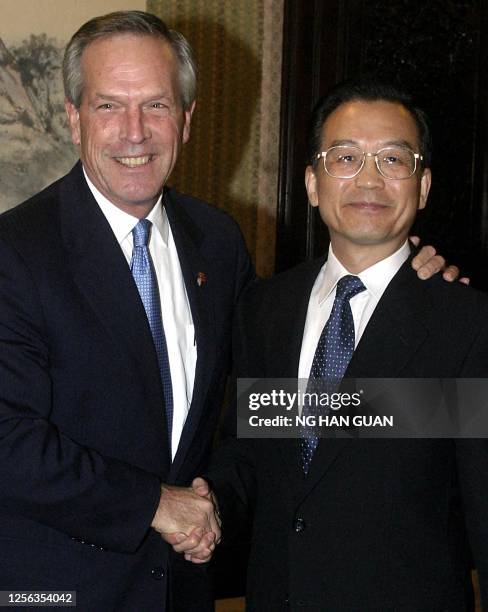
93,89,174,102
99,61,171,80
92,63,169,85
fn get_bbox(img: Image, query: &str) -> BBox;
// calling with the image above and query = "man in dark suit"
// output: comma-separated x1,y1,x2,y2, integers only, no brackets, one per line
197,80,488,610
0,11,253,612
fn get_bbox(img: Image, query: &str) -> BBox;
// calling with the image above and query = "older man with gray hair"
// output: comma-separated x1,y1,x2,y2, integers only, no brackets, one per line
0,10,253,611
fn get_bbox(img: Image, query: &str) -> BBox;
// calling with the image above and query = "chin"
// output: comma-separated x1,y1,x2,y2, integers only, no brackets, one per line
341,225,386,240
117,185,160,203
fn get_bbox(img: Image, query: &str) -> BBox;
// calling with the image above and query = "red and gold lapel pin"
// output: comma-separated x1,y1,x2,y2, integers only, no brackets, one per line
197,272,207,287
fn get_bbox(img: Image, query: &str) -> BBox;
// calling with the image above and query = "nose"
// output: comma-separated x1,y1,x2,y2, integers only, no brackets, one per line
120,107,150,144
354,154,385,188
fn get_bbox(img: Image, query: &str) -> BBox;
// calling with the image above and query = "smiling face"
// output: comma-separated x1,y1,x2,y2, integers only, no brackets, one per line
305,100,431,271
65,34,194,218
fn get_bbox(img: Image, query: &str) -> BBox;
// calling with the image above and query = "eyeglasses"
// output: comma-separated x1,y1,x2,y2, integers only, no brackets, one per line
316,145,423,180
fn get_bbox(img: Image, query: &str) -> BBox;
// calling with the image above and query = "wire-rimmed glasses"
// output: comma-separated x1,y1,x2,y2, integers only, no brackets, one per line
316,145,423,180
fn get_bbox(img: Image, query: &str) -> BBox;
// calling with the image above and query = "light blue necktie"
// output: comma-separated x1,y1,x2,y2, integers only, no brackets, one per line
300,274,365,474
131,219,173,446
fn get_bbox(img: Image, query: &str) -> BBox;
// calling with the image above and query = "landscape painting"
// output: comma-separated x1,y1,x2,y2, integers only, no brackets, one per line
0,0,145,212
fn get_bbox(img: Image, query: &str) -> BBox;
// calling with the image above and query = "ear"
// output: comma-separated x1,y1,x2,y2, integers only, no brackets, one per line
418,167,431,210
65,99,81,147
182,100,196,144
305,165,319,207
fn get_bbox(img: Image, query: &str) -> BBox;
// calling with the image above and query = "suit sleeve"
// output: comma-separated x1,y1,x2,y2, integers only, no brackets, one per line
0,238,161,553
456,310,488,607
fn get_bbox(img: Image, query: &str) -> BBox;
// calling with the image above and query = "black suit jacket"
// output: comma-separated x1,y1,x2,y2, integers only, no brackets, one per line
0,163,253,611
209,255,488,611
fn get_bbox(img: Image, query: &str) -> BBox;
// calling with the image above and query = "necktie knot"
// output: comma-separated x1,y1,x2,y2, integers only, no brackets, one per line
335,274,365,302
132,219,152,248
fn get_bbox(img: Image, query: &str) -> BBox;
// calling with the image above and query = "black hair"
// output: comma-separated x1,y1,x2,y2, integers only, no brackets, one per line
307,76,431,168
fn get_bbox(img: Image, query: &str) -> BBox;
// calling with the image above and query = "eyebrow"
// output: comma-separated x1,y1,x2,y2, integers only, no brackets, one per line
329,138,418,150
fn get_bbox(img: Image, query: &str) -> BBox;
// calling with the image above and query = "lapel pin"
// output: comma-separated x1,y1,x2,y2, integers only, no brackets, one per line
197,272,207,287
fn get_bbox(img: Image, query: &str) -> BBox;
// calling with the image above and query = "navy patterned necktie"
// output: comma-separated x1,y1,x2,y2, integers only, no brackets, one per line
300,274,366,474
131,219,174,448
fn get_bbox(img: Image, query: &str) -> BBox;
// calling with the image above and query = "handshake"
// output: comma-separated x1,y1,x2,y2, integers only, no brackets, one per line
151,477,220,564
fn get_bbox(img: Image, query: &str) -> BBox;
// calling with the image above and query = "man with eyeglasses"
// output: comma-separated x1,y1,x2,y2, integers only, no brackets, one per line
186,79,488,610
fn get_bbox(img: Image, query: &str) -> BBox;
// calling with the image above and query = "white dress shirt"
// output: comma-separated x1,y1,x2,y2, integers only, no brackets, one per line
298,241,411,379
84,170,196,459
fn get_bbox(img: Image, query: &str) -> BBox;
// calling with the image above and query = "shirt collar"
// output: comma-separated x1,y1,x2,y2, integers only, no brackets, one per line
83,167,169,246
318,240,411,304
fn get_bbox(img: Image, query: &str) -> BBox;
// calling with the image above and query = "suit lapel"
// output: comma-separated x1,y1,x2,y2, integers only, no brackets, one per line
266,260,328,492
294,256,430,503
61,174,218,477
347,260,429,378
267,258,326,379
59,165,170,449
163,190,216,480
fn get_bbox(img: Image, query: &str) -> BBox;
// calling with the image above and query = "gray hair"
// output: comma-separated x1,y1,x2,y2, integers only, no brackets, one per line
62,10,196,109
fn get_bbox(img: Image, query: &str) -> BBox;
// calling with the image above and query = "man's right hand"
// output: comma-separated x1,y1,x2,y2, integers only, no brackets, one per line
158,478,221,563
151,482,221,546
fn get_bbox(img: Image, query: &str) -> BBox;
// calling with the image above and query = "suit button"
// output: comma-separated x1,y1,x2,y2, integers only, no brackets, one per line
151,566,165,580
293,517,306,533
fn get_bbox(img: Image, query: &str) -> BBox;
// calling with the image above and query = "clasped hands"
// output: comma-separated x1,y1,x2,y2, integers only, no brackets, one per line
151,477,220,564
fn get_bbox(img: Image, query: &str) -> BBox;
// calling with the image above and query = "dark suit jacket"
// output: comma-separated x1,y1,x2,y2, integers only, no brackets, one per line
0,163,253,611
209,254,488,611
